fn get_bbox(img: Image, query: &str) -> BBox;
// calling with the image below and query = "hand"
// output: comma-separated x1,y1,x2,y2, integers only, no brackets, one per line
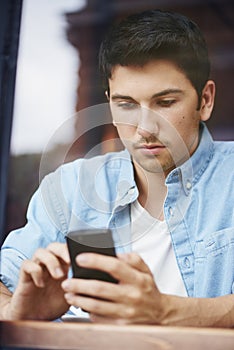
61,252,234,328
7,243,70,320
61,252,167,324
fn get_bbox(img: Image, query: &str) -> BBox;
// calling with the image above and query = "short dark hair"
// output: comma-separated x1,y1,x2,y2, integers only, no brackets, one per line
99,9,210,101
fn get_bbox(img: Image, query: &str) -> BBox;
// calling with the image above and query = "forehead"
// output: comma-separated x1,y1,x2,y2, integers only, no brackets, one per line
109,60,193,95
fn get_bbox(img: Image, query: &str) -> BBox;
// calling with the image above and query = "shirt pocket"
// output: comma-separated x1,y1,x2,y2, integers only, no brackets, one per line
194,227,234,297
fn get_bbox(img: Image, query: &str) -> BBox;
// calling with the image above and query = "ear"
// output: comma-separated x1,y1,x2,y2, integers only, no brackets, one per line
199,80,216,122
105,90,110,101
107,90,118,127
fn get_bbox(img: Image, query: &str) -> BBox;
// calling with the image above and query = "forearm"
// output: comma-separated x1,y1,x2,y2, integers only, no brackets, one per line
0,282,13,320
161,294,234,328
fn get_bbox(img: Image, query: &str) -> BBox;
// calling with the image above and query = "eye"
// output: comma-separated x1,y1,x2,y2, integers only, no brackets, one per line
157,99,176,107
116,102,138,110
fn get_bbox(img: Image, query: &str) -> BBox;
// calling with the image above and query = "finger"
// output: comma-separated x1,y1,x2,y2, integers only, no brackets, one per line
117,252,152,274
62,277,154,307
46,242,70,264
20,260,47,288
64,293,133,319
61,278,124,302
32,248,67,279
75,253,141,284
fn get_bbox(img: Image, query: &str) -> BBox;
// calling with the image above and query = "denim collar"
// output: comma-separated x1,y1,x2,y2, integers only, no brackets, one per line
116,122,214,201
174,122,214,196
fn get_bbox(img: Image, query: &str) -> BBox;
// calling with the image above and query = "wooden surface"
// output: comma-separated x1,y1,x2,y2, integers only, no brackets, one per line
1,320,234,350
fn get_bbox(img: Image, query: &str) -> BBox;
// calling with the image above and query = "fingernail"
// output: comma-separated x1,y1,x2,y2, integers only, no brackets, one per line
61,280,70,290
55,267,64,278
64,293,73,301
76,254,88,264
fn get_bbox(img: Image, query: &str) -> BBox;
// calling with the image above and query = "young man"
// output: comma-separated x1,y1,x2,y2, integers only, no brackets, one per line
0,9,234,327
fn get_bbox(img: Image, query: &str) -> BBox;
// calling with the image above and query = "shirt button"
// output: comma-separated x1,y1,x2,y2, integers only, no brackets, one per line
169,207,174,216
186,180,192,190
183,257,191,268
128,188,135,195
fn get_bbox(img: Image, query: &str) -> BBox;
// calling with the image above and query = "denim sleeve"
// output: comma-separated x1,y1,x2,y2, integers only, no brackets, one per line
0,171,69,293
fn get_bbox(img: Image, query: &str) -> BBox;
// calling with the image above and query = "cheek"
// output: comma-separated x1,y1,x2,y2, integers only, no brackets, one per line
171,111,200,132
166,112,199,145
114,124,136,140
174,117,200,150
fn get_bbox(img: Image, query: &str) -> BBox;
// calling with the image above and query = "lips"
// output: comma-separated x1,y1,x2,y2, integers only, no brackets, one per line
142,144,165,149
136,143,166,155
136,142,165,149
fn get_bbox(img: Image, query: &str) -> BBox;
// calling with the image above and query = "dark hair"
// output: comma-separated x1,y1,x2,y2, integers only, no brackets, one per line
99,9,210,101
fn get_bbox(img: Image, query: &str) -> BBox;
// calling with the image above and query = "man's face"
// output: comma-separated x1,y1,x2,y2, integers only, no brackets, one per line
108,60,203,175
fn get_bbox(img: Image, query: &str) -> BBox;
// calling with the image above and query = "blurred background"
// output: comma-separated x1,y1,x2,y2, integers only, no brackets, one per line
1,0,234,242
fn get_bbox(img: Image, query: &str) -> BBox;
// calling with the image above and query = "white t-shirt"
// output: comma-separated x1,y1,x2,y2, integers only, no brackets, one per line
131,200,187,297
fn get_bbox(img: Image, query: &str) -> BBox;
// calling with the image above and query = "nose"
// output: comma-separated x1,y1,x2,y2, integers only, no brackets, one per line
137,107,159,138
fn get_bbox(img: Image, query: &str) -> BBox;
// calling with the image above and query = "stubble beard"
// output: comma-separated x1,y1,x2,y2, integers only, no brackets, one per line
132,147,175,175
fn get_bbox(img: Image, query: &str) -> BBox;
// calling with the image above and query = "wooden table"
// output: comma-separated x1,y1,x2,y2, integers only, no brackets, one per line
1,320,234,350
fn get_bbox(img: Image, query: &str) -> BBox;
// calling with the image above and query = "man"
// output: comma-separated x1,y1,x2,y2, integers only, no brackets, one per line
0,9,234,327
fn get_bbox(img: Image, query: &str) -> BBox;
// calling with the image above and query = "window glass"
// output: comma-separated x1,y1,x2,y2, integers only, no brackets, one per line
6,0,85,234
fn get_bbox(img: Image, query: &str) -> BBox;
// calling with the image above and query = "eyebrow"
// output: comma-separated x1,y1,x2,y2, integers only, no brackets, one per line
110,94,135,101
110,89,183,101
152,88,184,98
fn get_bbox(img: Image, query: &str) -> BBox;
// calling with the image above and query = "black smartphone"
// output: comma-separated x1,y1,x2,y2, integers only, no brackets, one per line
66,228,118,284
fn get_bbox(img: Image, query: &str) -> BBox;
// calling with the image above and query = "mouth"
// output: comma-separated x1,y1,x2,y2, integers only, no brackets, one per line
136,143,166,155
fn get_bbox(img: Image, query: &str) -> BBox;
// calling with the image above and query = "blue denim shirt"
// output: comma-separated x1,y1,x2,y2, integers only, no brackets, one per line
1,123,234,298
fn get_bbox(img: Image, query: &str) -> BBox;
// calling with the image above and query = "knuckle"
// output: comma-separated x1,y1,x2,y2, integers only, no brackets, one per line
145,274,154,288
129,288,142,304
124,306,136,319
32,248,46,262
21,259,33,272
21,259,41,275
131,253,142,265
21,259,29,268
139,273,153,289
33,247,44,257
108,262,120,276
47,242,66,257
127,252,144,267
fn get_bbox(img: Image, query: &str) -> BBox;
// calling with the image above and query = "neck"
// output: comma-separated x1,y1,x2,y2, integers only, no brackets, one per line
133,162,168,220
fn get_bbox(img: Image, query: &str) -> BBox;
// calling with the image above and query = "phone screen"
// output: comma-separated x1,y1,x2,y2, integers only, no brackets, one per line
66,229,118,284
